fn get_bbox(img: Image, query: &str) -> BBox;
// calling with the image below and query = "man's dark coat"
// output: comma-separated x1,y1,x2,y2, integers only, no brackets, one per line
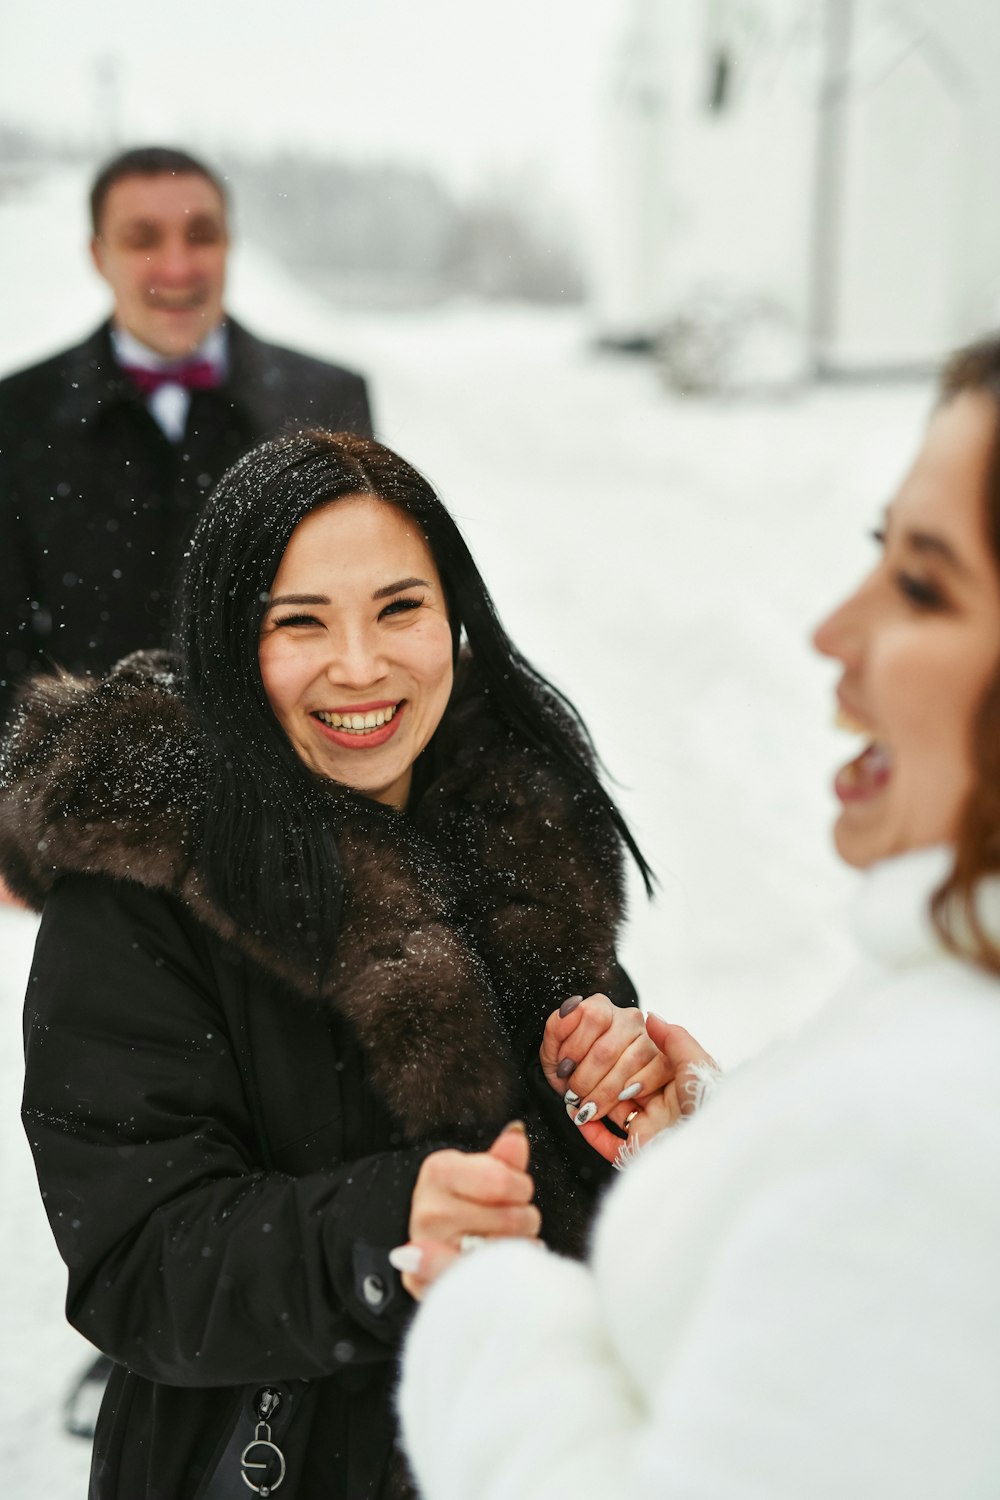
0,318,373,723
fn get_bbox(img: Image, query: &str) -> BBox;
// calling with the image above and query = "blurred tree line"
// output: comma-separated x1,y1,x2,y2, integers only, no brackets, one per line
222,152,584,306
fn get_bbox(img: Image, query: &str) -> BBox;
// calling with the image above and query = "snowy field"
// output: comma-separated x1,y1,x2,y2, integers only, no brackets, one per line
0,168,933,1494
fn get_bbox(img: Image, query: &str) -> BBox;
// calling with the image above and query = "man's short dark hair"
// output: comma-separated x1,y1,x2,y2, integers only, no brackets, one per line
90,146,227,235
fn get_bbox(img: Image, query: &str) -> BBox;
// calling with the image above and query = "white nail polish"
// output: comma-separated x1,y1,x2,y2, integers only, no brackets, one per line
618,1082,641,1102
388,1245,423,1275
574,1102,597,1127
564,1088,581,1105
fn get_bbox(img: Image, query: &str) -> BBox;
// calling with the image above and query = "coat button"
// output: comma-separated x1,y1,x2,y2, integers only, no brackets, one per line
362,1273,386,1308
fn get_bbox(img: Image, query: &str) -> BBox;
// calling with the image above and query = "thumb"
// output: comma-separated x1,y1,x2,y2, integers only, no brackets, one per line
488,1120,530,1172
646,1015,715,1073
645,1012,676,1055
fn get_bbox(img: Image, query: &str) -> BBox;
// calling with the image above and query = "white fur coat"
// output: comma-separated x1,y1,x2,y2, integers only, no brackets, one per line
399,847,1000,1499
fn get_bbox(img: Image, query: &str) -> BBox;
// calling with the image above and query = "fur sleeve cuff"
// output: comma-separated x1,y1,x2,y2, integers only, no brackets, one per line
615,1059,725,1171
684,1058,724,1112
399,1241,641,1500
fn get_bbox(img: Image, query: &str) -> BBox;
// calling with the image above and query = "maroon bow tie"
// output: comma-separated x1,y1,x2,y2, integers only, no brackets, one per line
120,359,222,396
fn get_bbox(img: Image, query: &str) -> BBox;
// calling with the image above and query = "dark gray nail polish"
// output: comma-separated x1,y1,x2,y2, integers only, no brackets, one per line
556,1057,577,1079
559,995,584,1018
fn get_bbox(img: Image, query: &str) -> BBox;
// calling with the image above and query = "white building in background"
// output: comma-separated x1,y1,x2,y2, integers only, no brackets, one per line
591,0,1000,381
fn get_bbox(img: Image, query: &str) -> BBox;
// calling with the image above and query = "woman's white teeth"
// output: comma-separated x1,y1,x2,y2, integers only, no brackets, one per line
835,706,871,735
841,739,893,786
316,705,397,733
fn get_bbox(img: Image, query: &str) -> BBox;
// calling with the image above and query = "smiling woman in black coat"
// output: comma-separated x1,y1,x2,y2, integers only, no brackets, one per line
1,430,653,1500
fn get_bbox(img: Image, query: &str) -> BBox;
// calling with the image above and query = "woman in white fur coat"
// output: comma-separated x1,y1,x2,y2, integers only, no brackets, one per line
391,336,1000,1499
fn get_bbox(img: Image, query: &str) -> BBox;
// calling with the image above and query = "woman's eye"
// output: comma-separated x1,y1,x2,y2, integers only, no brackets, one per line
272,612,320,629
379,597,422,620
897,573,944,610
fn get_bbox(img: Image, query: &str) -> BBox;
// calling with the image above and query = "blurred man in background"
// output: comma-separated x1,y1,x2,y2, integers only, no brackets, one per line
0,144,373,734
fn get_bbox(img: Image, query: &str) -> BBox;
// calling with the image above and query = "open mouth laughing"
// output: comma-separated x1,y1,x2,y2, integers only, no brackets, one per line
834,704,893,803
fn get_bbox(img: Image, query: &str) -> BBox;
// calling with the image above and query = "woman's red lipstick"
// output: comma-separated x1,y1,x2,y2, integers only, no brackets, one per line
311,700,406,750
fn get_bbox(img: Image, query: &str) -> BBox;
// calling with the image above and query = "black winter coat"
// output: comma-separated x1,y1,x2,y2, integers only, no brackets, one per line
2,654,635,1500
0,319,372,724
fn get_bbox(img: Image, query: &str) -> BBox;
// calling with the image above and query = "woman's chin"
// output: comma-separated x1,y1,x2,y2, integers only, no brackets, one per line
330,762,413,810
833,813,956,870
831,812,883,870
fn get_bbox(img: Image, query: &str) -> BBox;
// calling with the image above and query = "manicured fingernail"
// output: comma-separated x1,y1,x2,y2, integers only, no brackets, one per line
618,1082,642,1102
503,1119,528,1135
574,1102,597,1127
559,995,583,1018
389,1245,423,1274
556,1057,577,1079
564,1088,580,1105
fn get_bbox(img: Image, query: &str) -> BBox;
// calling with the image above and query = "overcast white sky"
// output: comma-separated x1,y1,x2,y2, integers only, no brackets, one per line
2,0,626,208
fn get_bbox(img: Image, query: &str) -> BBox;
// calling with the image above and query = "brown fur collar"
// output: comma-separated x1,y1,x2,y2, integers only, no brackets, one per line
0,653,626,1172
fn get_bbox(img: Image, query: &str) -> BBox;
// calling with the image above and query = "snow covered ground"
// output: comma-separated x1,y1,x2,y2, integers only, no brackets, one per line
0,167,933,1493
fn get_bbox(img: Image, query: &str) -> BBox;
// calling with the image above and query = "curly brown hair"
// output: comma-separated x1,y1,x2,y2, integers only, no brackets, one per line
929,336,1000,971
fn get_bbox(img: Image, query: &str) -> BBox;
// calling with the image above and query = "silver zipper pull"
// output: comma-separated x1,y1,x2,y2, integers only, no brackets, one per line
240,1395,287,1493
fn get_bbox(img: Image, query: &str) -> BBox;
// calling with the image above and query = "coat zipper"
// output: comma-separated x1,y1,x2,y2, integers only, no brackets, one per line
239,1386,289,1495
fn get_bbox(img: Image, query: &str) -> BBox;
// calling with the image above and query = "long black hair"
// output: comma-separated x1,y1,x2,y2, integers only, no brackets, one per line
175,429,652,971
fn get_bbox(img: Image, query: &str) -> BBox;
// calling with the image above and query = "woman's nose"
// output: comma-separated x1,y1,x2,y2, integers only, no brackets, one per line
325,630,386,689
812,586,864,665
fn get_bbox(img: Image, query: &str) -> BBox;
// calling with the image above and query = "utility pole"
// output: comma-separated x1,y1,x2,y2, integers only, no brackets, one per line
93,55,123,154
809,0,854,371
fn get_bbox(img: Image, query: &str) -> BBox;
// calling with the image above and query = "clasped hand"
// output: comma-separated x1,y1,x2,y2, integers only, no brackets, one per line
393,1123,539,1300
540,995,716,1162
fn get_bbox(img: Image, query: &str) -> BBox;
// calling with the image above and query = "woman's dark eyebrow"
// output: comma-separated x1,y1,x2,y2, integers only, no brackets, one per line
262,593,330,611
263,581,431,611
905,531,971,577
372,577,431,600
